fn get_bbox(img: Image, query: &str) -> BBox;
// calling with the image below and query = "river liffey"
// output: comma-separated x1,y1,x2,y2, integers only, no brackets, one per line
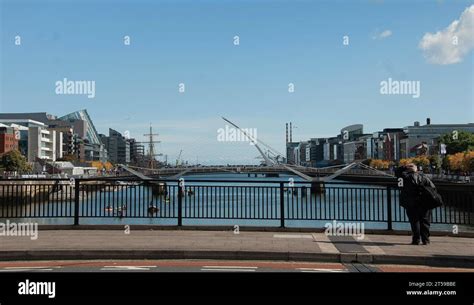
0,173,472,232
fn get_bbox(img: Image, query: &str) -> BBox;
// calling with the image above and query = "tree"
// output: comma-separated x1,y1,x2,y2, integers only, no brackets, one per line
445,151,474,172
447,153,465,172
369,159,392,170
467,151,474,172
438,131,474,154
103,162,114,171
399,158,412,166
0,150,32,172
463,151,474,172
412,155,430,169
429,154,442,173
399,156,430,171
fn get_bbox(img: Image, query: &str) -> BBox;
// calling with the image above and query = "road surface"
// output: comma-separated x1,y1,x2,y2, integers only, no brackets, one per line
0,260,472,273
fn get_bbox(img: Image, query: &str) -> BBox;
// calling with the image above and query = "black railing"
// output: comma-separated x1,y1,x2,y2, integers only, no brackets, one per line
0,178,472,230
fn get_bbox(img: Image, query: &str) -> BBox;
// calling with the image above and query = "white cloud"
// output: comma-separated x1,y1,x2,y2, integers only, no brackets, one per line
379,30,392,39
419,5,474,65
372,29,392,40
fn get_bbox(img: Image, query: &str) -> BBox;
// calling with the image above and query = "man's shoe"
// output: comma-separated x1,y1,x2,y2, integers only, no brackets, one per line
411,240,420,245
422,240,430,245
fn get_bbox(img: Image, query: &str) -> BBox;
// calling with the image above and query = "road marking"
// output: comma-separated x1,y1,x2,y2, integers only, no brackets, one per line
297,268,346,273
201,266,258,272
201,268,256,272
0,267,54,272
101,266,157,271
5,266,53,269
312,233,340,254
202,266,258,269
273,234,313,239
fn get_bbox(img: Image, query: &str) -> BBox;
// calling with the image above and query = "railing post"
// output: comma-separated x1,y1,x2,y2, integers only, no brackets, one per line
74,179,80,226
178,183,183,227
279,182,285,228
386,186,392,231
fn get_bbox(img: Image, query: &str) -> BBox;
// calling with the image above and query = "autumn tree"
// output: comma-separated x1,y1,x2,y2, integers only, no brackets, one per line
369,159,392,170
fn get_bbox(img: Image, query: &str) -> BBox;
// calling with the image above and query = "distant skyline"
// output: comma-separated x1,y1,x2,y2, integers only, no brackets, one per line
1,0,473,164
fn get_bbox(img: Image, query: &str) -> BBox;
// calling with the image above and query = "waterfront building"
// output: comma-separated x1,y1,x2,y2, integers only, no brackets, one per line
129,138,145,165
399,119,474,158
59,110,107,162
285,142,299,165
0,124,19,154
47,123,75,159
323,137,342,163
0,119,63,162
307,138,325,167
0,112,51,124
100,128,130,164
340,124,364,142
343,134,371,163
28,126,62,162
367,128,404,161
297,141,308,166
286,119,474,167
293,145,300,165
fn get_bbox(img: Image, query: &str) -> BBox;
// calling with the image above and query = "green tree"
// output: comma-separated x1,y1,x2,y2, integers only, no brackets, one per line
438,131,474,154
0,150,32,172
429,154,442,173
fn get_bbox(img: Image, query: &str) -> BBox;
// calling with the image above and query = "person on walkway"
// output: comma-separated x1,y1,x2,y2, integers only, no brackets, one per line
395,163,436,245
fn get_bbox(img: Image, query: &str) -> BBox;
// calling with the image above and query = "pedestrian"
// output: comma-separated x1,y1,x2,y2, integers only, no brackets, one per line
395,163,437,245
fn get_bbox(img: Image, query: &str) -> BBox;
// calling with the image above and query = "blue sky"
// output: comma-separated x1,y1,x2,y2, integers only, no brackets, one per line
1,0,473,164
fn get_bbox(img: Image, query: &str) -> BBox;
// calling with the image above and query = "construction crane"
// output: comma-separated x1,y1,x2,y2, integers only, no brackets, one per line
176,150,183,167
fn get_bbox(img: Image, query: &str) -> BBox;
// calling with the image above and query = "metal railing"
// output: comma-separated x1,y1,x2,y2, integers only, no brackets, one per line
0,178,472,230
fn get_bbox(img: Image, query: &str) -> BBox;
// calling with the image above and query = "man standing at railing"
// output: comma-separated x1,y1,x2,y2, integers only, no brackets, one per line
395,163,436,245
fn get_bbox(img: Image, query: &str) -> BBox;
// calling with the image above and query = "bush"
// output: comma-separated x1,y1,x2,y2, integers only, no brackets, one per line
369,159,392,170
447,151,474,172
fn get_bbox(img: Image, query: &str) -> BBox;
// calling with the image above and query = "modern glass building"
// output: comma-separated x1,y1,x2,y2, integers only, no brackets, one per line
59,109,102,146
59,109,108,162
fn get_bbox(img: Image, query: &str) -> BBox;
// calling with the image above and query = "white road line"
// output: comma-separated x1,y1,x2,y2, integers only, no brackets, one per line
201,266,258,272
0,268,54,272
200,268,256,272
202,266,258,269
5,266,53,269
297,268,346,273
101,266,157,271
273,234,313,239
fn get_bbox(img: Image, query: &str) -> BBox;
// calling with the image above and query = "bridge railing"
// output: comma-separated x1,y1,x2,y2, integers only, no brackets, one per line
0,178,472,230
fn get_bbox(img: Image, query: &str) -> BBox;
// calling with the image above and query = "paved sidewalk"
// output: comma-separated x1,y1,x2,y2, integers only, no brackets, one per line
1,230,473,268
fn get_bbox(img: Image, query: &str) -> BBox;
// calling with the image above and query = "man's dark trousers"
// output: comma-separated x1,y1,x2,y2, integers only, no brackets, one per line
406,205,431,243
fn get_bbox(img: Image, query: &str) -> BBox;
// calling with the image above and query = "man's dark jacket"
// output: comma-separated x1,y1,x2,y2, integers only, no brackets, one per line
395,167,436,209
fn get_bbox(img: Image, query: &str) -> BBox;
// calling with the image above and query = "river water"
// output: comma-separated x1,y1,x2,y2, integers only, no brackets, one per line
0,173,471,232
